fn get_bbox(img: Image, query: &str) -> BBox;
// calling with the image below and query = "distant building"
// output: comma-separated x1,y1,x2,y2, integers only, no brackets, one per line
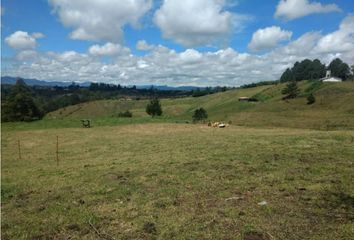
238,97,250,102
321,70,342,82
238,97,258,102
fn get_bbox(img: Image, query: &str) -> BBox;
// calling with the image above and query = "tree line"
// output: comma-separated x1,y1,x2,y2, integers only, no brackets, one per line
1,79,231,122
280,58,353,82
279,58,353,103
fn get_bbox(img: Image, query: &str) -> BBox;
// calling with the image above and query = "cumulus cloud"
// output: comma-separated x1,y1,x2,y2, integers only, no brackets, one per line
136,40,155,51
3,15,354,87
248,26,292,51
275,0,341,20
89,42,130,56
49,0,152,43
16,50,40,61
5,31,44,50
179,49,202,64
154,0,248,47
314,14,354,54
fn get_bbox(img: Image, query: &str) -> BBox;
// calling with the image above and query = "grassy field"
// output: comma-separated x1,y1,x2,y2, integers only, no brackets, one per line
41,81,354,130
2,123,354,239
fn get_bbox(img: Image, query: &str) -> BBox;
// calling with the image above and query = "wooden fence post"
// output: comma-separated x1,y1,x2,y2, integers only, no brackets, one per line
18,140,21,160
56,136,59,166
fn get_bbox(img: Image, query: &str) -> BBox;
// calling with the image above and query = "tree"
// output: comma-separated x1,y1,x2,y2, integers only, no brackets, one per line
282,81,300,99
2,78,43,122
192,108,208,123
328,58,350,80
146,98,162,117
280,68,294,82
307,93,316,105
310,59,326,79
279,59,327,82
350,65,354,81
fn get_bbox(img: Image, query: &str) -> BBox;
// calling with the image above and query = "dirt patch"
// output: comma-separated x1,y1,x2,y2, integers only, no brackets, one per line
143,222,157,234
244,231,270,240
66,223,81,231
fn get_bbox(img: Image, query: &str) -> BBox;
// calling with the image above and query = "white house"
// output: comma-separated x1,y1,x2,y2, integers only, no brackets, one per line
321,70,342,82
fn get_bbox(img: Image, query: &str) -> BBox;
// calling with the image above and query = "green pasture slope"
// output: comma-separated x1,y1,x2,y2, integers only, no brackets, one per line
42,80,354,130
1,80,354,239
3,80,354,131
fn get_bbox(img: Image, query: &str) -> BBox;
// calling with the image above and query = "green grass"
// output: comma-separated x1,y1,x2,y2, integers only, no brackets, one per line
2,124,354,239
1,116,185,132
2,81,354,239
39,81,354,130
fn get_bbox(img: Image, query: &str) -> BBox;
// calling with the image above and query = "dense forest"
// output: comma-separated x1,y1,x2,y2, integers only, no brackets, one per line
1,80,232,122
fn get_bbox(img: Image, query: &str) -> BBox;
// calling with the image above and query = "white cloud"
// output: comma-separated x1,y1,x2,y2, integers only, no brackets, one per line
3,15,354,87
49,0,152,43
16,50,40,61
5,31,43,50
179,49,202,63
314,14,354,54
154,0,248,47
275,0,341,20
137,60,149,69
248,26,292,51
89,42,130,56
136,40,154,51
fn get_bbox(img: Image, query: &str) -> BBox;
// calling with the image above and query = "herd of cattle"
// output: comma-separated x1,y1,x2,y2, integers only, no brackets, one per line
207,121,230,128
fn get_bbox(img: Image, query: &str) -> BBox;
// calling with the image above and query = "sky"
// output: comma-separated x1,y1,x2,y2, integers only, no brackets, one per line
1,0,354,86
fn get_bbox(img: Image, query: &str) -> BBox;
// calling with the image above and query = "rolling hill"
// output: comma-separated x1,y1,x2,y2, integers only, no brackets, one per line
46,80,354,130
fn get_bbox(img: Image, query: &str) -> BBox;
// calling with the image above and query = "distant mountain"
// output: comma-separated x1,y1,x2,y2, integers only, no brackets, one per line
1,76,91,87
1,76,203,91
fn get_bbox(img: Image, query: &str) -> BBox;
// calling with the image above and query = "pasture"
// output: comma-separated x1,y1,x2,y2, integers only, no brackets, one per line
2,123,354,239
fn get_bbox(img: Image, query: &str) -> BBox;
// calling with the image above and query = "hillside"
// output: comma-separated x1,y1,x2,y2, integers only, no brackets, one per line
46,80,354,130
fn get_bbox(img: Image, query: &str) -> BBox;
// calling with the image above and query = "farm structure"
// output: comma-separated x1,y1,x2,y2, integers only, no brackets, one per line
321,70,342,82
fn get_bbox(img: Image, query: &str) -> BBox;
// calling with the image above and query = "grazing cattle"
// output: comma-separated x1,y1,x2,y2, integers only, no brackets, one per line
208,121,229,128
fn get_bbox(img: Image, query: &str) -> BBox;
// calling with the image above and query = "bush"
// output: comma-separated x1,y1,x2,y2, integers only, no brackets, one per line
117,110,132,118
192,108,208,123
307,93,316,105
282,81,300,99
146,98,162,117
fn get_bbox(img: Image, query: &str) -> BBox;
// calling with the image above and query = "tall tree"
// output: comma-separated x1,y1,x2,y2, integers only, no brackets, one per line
280,68,294,82
310,59,326,79
328,58,350,80
279,59,327,82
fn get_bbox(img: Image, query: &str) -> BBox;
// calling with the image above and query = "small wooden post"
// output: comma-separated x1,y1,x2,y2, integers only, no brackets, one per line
56,136,59,166
18,140,21,160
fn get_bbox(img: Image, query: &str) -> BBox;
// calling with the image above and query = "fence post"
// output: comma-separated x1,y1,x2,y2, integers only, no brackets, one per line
56,136,59,166
18,140,21,160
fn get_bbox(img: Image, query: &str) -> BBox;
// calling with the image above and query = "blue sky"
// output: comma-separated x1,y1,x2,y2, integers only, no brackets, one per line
1,0,354,86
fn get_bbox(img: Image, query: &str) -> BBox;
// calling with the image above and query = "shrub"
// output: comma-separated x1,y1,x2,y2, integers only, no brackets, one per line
118,110,132,118
146,98,162,117
282,81,300,99
192,108,208,123
307,93,316,105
